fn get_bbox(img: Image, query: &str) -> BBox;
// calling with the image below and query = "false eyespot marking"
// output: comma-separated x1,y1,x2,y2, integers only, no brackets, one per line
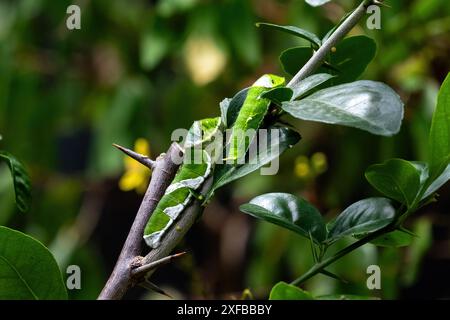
143,118,220,248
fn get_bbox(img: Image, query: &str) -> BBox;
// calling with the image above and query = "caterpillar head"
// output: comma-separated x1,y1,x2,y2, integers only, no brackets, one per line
252,74,285,88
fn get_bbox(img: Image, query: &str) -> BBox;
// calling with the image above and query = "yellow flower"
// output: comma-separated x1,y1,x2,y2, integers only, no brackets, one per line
119,138,151,194
294,153,328,180
295,156,311,179
311,152,328,174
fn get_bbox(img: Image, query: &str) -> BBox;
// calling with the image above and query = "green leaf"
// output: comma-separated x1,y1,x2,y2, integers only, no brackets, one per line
322,35,377,85
365,159,422,207
317,294,379,300
282,80,404,136
256,23,321,48
0,226,67,299
410,161,430,187
422,164,450,199
240,193,326,243
225,87,250,128
409,162,450,201
429,73,450,177
260,87,293,105
280,36,376,85
328,197,396,242
291,73,335,100
209,126,301,197
370,229,414,247
305,0,331,7
0,151,31,212
279,46,314,76
269,281,314,300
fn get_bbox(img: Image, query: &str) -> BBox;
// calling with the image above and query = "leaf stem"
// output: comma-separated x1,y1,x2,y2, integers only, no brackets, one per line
290,224,394,286
287,0,376,88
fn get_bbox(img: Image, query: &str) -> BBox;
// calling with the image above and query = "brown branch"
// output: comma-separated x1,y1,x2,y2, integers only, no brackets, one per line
128,178,212,286
140,177,212,268
98,143,181,300
131,252,186,278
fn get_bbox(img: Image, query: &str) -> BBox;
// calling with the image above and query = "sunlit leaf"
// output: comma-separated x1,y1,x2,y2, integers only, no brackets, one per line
290,73,335,99
282,81,404,136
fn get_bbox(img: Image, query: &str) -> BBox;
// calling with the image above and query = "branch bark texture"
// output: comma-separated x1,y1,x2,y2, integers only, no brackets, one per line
98,143,181,299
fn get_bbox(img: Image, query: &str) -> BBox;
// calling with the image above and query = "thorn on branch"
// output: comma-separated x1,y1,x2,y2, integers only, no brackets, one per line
113,143,156,170
139,280,173,298
370,0,390,8
131,251,186,278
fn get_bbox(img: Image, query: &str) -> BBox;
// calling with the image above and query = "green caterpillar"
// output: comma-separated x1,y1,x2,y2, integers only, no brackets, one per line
226,74,285,162
144,74,284,248
144,117,222,248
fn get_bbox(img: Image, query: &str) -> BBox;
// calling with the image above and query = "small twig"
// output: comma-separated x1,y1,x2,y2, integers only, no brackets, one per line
290,224,394,286
320,269,348,284
113,143,156,169
374,0,390,8
287,0,377,88
139,281,173,298
131,252,186,278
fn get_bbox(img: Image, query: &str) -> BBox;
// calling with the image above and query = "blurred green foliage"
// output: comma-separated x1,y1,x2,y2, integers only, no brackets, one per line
0,0,449,299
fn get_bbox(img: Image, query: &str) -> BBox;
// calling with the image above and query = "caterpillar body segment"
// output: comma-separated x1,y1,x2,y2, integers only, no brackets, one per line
226,74,285,162
143,117,222,248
